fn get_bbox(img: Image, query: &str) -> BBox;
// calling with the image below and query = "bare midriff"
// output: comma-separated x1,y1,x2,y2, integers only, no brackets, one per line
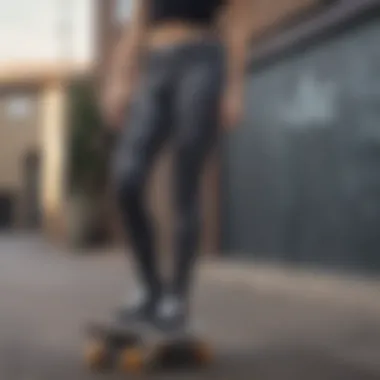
146,20,214,48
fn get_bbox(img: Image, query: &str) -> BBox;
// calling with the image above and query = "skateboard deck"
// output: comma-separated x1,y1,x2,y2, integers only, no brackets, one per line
83,320,212,373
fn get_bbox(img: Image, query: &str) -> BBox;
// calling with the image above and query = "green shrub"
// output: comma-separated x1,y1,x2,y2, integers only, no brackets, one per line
67,79,108,196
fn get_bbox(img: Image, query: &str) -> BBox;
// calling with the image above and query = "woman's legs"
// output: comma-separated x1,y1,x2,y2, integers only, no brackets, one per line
157,41,225,330
111,40,224,330
112,68,172,321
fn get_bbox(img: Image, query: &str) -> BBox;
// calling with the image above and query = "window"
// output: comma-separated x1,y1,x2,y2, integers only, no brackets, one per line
5,95,34,122
114,0,133,24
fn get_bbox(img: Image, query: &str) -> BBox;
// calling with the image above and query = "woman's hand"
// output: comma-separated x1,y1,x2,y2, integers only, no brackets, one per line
220,83,244,130
102,78,133,129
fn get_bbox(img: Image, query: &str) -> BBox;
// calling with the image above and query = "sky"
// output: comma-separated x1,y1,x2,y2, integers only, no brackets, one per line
0,0,95,64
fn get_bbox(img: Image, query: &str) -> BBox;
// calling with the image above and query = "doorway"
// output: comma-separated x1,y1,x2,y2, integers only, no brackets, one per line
23,150,41,229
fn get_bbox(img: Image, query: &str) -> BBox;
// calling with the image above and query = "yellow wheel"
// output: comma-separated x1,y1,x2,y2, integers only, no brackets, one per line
195,342,213,365
84,339,108,370
119,347,144,373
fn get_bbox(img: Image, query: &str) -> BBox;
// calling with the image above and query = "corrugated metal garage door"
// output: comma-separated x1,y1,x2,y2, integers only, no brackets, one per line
221,17,380,273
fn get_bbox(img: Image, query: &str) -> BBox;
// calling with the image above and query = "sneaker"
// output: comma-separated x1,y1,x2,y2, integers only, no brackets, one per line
152,294,188,334
116,289,159,327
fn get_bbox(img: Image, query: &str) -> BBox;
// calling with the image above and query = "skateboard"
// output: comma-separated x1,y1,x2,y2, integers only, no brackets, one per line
83,320,213,373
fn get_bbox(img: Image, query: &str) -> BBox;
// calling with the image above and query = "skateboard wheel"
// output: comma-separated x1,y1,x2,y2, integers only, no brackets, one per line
119,347,144,373
84,340,109,370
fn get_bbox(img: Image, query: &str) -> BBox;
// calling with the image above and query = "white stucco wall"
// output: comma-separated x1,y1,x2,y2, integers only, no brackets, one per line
0,0,96,65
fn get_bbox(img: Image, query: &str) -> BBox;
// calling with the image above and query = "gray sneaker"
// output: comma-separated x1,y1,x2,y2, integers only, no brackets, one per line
152,295,188,335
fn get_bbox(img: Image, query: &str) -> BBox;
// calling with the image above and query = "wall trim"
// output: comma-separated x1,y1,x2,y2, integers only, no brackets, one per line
248,0,380,72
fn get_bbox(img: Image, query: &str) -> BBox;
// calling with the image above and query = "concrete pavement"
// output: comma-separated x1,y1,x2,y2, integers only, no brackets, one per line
0,234,380,379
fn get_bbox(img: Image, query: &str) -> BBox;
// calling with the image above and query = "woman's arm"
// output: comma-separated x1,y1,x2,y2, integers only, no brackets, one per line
108,0,148,85
218,0,252,128
103,0,149,126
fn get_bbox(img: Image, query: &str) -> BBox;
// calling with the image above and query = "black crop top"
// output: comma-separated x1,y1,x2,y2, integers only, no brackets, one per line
150,0,225,26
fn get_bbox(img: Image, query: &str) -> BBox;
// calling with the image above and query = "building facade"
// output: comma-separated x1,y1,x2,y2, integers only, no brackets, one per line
0,0,96,238
5,0,377,276
97,0,380,274
95,0,327,256
222,0,380,273
0,84,40,229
